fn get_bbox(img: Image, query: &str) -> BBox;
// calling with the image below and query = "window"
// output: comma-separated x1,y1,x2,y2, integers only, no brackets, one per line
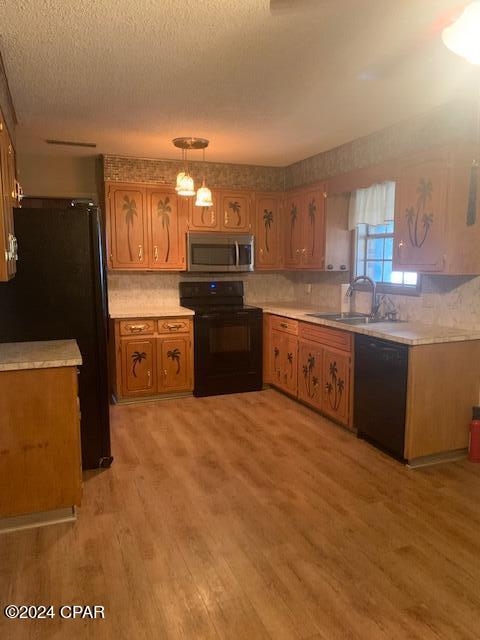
355,222,419,293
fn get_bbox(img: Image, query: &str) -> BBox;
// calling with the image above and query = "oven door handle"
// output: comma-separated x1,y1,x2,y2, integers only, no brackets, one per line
235,240,240,267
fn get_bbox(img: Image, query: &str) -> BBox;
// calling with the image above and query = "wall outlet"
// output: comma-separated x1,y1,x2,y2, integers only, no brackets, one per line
306,283,312,295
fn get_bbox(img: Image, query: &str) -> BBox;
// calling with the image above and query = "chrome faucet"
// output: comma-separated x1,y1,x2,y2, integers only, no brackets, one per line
346,275,379,318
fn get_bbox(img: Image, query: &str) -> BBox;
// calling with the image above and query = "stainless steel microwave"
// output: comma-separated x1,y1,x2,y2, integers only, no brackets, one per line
187,232,254,272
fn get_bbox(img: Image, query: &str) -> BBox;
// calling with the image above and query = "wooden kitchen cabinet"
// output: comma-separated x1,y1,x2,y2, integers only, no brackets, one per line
188,189,221,231
148,187,188,269
301,186,326,269
158,335,192,393
0,113,18,282
297,340,323,411
220,191,252,232
121,336,156,397
107,182,149,269
265,314,353,429
284,191,304,267
394,149,448,272
111,316,193,401
255,192,283,269
321,347,351,425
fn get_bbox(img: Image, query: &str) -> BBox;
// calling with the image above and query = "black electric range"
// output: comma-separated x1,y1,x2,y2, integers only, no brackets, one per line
179,281,263,397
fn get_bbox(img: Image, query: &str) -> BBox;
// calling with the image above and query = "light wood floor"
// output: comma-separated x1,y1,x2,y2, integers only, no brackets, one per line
2,389,480,639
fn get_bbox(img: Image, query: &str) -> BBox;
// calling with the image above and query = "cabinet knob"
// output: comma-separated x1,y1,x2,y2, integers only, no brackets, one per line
327,264,333,270
340,264,347,270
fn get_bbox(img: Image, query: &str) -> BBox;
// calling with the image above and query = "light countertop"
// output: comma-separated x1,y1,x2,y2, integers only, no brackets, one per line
0,340,82,372
255,302,480,346
109,304,194,319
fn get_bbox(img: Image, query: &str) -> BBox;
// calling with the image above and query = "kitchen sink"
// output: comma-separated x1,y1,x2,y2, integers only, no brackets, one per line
306,312,403,325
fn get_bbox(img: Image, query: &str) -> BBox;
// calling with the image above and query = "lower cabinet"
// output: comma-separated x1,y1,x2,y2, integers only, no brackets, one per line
265,314,353,429
111,317,193,401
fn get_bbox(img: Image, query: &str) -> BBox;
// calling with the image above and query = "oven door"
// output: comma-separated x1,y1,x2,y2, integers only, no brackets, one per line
194,310,262,395
187,232,254,272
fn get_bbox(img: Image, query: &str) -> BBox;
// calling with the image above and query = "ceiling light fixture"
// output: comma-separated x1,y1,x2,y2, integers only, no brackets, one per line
442,1,480,65
172,137,209,198
195,147,213,208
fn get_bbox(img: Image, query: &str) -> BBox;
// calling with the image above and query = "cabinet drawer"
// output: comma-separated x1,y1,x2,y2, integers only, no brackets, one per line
299,322,352,353
271,315,298,335
119,319,155,336
157,318,191,335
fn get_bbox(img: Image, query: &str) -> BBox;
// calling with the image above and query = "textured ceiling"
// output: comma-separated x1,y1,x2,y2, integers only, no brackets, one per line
1,0,477,165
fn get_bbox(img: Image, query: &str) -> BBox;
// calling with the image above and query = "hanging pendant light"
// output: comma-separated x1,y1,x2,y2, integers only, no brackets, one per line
195,147,213,207
442,2,480,65
172,137,209,198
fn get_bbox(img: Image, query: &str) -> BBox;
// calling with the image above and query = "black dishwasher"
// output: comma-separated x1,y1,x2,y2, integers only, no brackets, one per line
354,335,409,461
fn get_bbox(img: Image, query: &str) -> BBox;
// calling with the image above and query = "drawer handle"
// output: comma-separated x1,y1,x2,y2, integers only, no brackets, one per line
128,324,148,332
165,323,183,330
280,322,288,329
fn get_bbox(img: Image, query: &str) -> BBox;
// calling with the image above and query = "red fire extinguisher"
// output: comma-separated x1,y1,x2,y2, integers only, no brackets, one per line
468,407,480,463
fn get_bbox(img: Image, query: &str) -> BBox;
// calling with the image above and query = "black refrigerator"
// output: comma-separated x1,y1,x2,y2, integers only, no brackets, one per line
0,205,112,470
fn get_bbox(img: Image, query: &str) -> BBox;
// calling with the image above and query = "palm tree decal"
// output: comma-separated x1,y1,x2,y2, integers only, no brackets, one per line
158,197,172,262
290,204,297,258
263,209,273,253
167,348,181,374
200,207,208,224
302,353,319,399
325,360,344,411
122,195,137,261
131,351,146,378
405,178,434,249
308,198,316,256
287,352,293,378
229,201,241,226
273,346,280,378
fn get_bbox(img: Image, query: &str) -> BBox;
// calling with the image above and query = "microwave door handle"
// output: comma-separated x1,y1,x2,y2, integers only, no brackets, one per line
235,240,240,266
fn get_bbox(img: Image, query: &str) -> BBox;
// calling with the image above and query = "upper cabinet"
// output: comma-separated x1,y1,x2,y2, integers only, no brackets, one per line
393,144,480,275
107,183,149,270
324,193,350,272
301,186,326,269
148,187,188,270
255,192,283,270
284,191,304,267
0,115,18,281
220,191,252,232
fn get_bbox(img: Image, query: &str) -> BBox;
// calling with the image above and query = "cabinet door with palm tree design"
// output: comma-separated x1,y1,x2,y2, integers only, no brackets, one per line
302,187,326,268
220,192,251,232
255,193,283,269
394,152,448,272
149,188,188,270
321,348,351,426
121,338,156,397
108,183,148,269
282,334,298,397
283,192,303,267
158,336,192,393
189,190,220,230
270,329,284,387
297,340,323,411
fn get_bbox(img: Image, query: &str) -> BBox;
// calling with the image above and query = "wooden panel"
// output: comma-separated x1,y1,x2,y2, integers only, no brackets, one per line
270,329,284,388
188,189,220,230
297,340,323,411
158,335,193,393
405,340,480,460
324,193,351,272
321,347,351,427
394,150,448,272
0,366,82,518
121,337,156,397
301,186,326,269
255,192,283,269
220,191,251,232
263,313,272,384
284,191,303,267
119,319,155,336
157,318,191,335
271,315,298,335
299,321,352,353
148,187,187,270
107,183,149,269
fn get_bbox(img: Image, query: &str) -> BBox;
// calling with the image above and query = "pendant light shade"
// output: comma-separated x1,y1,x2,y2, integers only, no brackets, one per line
177,173,196,197
442,2,480,65
175,171,186,192
195,181,213,207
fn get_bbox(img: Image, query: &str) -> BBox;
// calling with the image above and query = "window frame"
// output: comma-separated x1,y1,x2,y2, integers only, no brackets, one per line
352,225,422,297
